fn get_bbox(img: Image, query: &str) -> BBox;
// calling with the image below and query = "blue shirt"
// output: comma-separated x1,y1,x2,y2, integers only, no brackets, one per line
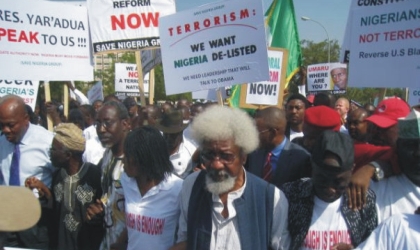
270,138,287,173
0,123,54,187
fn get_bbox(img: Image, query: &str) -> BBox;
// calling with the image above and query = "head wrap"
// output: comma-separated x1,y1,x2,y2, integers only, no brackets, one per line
54,123,85,152
312,130,354,171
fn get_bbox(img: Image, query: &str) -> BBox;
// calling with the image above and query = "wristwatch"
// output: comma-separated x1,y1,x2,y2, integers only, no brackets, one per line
370,161,384,181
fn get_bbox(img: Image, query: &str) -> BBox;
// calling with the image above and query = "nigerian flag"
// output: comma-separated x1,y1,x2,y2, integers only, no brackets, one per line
228,0,302,107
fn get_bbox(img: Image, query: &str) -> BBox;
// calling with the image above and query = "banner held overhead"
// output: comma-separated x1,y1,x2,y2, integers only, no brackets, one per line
87,0,176,54
0,0,93,81
159,0,270,96
344,1,420,88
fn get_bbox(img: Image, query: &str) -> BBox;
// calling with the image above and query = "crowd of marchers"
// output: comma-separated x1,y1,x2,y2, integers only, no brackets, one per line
0,89,419,250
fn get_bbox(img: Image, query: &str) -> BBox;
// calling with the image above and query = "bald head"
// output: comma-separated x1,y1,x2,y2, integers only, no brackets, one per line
335,97,350,118
363,103,375,116
350,108,368,119
255,107,287,133
0,95,27,115
145,105,162,125
0,95,30,143
254,107,287,150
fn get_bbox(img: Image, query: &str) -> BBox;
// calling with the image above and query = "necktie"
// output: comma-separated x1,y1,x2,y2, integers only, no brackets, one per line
262,152,272,182
9,143,20,186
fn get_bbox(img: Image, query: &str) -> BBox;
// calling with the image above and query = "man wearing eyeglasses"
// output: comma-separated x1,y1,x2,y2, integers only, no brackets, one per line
171,106,290,250
0,94,53,249
247,107,311,187
86,101,130,250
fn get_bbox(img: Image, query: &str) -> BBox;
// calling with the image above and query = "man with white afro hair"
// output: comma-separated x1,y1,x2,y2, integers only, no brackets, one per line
171,106,291,250
191,105,259,154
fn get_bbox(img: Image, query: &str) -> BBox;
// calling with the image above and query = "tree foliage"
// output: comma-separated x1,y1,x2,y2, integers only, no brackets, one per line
301,39,341,65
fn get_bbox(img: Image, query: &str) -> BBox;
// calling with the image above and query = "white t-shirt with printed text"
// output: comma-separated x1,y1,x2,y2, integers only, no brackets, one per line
300,196,351,250
121,172,183,250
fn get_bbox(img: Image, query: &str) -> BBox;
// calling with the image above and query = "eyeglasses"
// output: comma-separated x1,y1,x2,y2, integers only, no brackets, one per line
259,129,270,134
332,73,345,78
200,151,237,164
94,119,118,129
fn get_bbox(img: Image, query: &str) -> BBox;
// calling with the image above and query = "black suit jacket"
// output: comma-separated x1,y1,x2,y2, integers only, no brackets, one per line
246,139,311,188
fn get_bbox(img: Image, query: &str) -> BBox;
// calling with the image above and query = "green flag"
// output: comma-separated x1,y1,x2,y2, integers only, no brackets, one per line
228,0,302,107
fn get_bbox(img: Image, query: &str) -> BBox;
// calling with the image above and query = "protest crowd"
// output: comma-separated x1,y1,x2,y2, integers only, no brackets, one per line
0,90,419,250
1,0,420,249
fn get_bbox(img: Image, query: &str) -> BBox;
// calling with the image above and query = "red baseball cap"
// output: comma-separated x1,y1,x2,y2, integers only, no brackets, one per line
366,97,410,128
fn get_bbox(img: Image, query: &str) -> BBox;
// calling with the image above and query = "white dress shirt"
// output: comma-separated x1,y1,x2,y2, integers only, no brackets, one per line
0,123,54,187
177,170,291,249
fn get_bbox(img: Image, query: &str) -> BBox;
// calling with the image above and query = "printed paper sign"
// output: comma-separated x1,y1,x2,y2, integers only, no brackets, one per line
87,81,104,103
87,0,176,53
115,63,149,97
0,0,93,81
408,88,420,108
307,62,347,95
347,1,420,88
159,0,269,95
141,49,162,74
245,48,286,105
0,80,39,110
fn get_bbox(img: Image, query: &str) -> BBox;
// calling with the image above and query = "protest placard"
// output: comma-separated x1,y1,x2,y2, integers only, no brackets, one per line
87,81,104,103
0,80,39,110
346,1,420,88
307,62,347,95
115,63,149,97
307,63,330,93
159,0,269,96
141,49,162,74
239,48,287,108
87,0,175,53
409,88,420,107
0,0,93,81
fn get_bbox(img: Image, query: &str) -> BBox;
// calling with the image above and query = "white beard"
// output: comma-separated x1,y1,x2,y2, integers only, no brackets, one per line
205,170,236,195
102,143,113,149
